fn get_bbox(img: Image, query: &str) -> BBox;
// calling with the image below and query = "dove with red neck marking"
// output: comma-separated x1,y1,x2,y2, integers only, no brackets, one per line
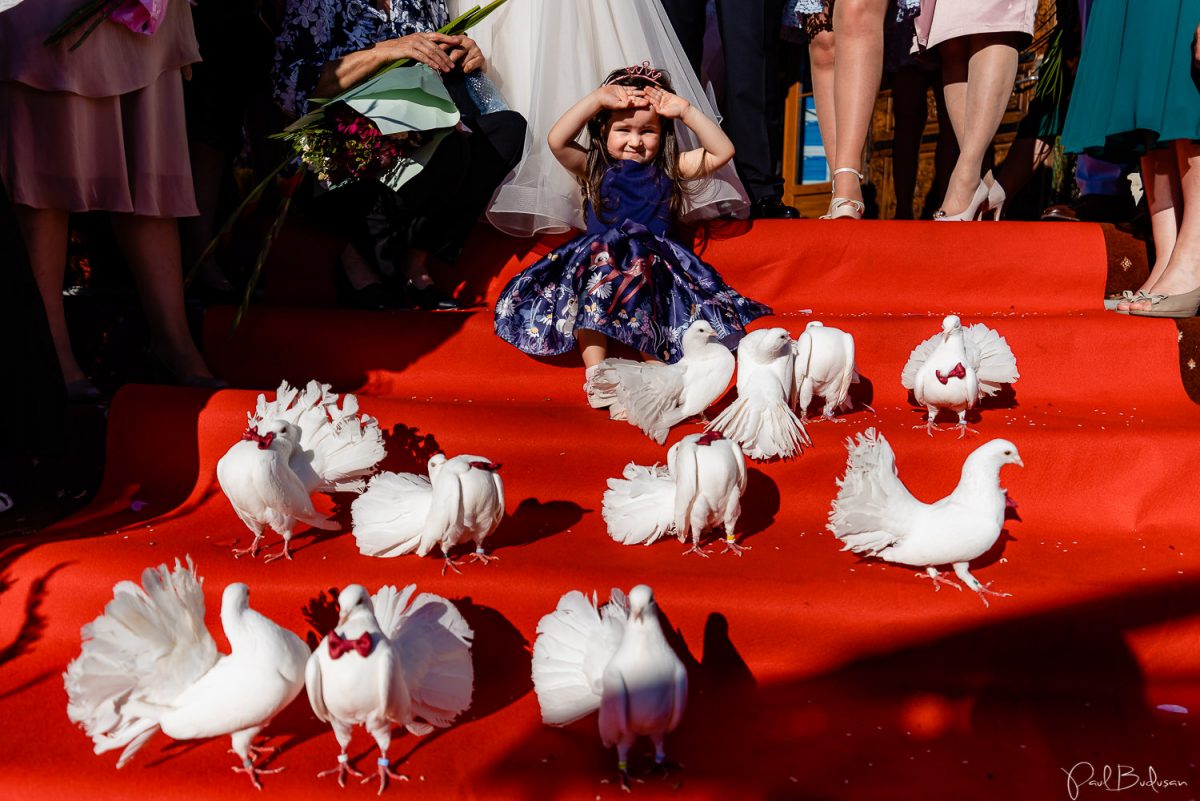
901,315,1018,437
827,429,1023,606
64,559,310,789
532,585,687,790
587,320,734,443
305,584,473,794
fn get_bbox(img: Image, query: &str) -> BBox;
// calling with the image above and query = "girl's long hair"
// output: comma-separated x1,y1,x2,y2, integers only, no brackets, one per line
583,67,692,225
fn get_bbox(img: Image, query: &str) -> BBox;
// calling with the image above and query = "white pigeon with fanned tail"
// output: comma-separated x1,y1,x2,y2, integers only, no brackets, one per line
531,585,687,790
792,321,861,422
587,320,734,443
217,380,386,561
901,316,1018,436
827,428,1023,607
305,584,473,793
64,558,310,789
602,432,748,555
706,327,810,460
351,454,505,574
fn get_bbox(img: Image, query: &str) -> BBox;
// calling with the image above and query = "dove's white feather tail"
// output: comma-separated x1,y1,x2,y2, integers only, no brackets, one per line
827,429,917,554
707,397,809,460
532,590,627,726
964,324,1019,396
351,472,434,557
900,334,940,391
252,380,386,492
602,463,677,545
372,585,474,731
598,361,686,444
64,558,219,767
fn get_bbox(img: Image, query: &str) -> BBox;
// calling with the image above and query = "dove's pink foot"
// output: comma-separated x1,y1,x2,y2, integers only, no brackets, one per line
971,581,1012,609
681,543,711,558
720,537,750,556
441,556,465,576
954,422,980,439
232,536,263,559
318,754,365,787
465,549,499,566
822,413,848,424
361,758,408,795
262,542,293,563
918,568,963,592
914,420,942,437
233,755,284,790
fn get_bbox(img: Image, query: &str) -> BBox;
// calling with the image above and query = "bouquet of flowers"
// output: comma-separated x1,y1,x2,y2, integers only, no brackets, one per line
193,0,507,327
44,0,167,50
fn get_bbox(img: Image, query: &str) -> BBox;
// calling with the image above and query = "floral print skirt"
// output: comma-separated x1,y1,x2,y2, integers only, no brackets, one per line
493,220,771,364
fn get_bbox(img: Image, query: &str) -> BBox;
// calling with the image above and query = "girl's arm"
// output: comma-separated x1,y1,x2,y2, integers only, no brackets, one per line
548,86,648,177
645,87,735,180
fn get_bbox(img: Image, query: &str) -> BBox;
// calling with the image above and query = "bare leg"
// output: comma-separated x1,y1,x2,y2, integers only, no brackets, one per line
1136,148,1183,293
15,206,83,383
109,213,214,379
992,136,1054,202
830,0,889,208
891,66,930,219
938,34,1022,215
1124,140,1200,310
577,329,608,368
808,29,838,172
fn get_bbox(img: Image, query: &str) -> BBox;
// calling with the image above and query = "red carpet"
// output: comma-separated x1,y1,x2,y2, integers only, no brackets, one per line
4,220,1200,800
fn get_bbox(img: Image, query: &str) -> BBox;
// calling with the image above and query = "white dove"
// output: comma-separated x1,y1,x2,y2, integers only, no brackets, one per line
707,327,810,460
217,380,386,561
64,558,310,789
602,431,748,556
531,585,687,790
351,454,505,574
587,320,734,443
827,428,1023,607
305,584,473,794
792,321,862,423
901,315,1019,437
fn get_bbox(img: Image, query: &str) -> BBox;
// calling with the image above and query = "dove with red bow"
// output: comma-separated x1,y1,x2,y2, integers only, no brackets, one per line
901,315,1019,437
351,453,505,574
216,380,386,562
305,584,473,793
603,432,748,556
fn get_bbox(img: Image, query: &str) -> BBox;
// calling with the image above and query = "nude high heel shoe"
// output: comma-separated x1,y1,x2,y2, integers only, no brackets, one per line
980,179,1006,220
820,167,866,220
933,180,989,222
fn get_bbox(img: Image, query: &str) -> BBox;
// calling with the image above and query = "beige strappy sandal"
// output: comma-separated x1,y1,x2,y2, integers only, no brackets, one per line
820,167,865,220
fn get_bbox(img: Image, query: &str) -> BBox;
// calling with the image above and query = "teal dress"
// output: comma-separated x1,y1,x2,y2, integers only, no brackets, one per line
1061,0,1200,160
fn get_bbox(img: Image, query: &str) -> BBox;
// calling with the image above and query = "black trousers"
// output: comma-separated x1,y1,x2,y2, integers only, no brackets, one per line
315,82,526,270
659,0,787,203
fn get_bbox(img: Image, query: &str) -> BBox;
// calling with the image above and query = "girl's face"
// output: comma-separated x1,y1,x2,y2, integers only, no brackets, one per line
605,107,661,163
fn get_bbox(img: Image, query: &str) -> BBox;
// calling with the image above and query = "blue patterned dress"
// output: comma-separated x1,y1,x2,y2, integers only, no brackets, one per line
494,160,771,364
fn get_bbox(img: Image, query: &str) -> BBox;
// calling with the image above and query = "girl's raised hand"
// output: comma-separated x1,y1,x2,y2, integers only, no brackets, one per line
645,86,690,119
596,84,648,110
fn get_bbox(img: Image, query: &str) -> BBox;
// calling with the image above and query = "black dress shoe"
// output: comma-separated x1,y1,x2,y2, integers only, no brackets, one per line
750,197,801,219
409,282,460,311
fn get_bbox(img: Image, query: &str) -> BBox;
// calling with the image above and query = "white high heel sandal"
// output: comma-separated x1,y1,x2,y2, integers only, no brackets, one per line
821,167,865,220
933,180,989,222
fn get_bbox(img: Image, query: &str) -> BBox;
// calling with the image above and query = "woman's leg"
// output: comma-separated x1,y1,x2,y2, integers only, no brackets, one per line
16,206,83,383
939,33,1021,214
808,28,838,172
1135,147,1183,293
110,213,215,378
890,66,930,219
829,0,888,207
1125,140,1200,309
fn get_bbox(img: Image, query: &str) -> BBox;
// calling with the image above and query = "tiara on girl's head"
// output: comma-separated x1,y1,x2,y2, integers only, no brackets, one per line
603,61,663,87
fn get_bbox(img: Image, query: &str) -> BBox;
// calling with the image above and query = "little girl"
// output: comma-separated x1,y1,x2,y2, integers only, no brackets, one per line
493,64,771,388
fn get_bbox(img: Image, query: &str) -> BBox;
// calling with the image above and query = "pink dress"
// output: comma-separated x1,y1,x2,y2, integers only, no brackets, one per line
0,0,200,215
914,0,1036,50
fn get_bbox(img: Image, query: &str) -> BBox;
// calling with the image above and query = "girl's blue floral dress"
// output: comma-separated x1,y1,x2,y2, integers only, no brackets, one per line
493,160,771,364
